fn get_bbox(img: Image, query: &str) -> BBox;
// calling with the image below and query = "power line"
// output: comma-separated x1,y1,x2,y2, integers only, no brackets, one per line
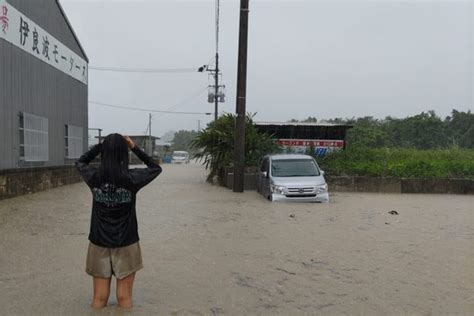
89,66,199,73
89,100,212,115
90,85,208,114
144,121,149,136
207,55,215,68
163,87,208,111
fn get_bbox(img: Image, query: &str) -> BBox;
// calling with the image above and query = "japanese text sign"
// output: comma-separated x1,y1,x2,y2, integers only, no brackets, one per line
0,0,88,85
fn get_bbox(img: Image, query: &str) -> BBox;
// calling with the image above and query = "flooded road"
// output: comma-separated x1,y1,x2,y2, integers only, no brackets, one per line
0,162,473,315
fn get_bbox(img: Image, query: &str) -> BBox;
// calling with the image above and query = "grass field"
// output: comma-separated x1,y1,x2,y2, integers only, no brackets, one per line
318,148,474,179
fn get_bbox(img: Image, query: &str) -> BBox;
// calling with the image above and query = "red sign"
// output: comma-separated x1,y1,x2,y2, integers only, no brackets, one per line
277,139,344,148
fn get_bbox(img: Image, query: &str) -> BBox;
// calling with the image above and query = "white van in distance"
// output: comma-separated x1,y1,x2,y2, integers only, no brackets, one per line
171,151,190,164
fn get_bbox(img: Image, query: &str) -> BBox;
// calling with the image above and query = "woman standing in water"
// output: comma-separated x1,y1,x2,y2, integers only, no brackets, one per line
75,134,162,309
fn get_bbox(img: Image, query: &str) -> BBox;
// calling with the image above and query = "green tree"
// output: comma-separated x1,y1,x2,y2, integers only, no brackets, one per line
171,130,198,153
303,116,318,123
386,111,448,149
289,116,317,123
445,110,474,148
191,113,281,183
272,109,474,150
346,116,392,148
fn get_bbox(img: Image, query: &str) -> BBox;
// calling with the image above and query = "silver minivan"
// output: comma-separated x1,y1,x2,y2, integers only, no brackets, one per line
257,154,329,203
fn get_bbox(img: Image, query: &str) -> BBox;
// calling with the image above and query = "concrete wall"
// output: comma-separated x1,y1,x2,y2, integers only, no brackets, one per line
223,166,258,190
0,166,83,200
326,176,474,195
0,0,88,170
225,173,258,191
400,178,474,195
326,176,401,193
222,170,474,195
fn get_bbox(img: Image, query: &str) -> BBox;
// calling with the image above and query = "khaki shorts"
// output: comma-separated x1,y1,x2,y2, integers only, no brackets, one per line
86,242,143,279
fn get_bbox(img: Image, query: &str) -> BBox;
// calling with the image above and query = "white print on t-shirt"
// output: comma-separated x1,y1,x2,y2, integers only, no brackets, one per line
92,183,132,207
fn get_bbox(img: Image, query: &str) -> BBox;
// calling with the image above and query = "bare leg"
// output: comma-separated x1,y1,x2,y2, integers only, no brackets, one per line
91,277,111,309
116,272,136,308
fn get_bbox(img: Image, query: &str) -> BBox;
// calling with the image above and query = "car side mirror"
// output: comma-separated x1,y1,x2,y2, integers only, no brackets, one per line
261,171,268,178
320,170,325,175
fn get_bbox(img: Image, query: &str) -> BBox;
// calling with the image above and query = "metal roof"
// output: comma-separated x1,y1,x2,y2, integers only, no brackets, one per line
94,135,161,140
128,135,161,140
256,121,353,128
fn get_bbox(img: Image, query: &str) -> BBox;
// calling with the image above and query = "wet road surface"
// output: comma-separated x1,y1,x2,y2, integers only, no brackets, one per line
0,163,473,315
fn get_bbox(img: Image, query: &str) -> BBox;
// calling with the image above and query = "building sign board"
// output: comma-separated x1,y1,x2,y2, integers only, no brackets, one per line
277,139,344,157
0,0,88,85
277,139,344,148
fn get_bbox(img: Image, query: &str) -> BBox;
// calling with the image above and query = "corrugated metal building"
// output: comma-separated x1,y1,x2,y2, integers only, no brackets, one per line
0,0,88,170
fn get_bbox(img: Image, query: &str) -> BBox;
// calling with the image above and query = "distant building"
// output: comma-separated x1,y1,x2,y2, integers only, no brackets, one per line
0,0,88,170
255,122,353,156
155,139,172,160
126,135,160,164
96,135,161,163
126,135,160,154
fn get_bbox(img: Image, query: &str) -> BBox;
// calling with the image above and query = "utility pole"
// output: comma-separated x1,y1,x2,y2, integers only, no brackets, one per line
214,0,220,121
148,113,152,156
198,0,223,121
233,0,250,193
88,128,103,145
197,120,201,131
215,52,219,121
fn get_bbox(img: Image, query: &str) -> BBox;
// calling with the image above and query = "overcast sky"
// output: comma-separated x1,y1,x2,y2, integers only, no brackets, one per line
59,0,473,139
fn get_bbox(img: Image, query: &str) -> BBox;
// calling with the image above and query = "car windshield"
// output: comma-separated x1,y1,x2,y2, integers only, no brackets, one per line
271,159,320,177
173,153,187,157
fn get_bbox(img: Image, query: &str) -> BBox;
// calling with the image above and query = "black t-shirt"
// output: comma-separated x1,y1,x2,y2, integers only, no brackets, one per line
75,145,162,248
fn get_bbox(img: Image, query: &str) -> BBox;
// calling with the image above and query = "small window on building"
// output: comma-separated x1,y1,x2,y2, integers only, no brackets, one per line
65,125,84,159
19,112,49,162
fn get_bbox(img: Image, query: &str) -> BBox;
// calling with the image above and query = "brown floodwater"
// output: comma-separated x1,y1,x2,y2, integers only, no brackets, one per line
0,162,472,315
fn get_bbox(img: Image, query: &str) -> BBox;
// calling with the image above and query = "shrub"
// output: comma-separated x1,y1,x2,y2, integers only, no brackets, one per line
191,113,281,183
319,148,474,179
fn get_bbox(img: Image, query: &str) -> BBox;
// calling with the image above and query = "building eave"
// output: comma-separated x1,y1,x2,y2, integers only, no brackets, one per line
56,0,89,63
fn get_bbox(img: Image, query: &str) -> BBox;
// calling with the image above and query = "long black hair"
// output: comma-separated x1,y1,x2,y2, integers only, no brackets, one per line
99,133,130,184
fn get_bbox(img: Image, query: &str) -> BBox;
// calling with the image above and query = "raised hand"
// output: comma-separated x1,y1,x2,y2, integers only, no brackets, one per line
123,135,135,149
